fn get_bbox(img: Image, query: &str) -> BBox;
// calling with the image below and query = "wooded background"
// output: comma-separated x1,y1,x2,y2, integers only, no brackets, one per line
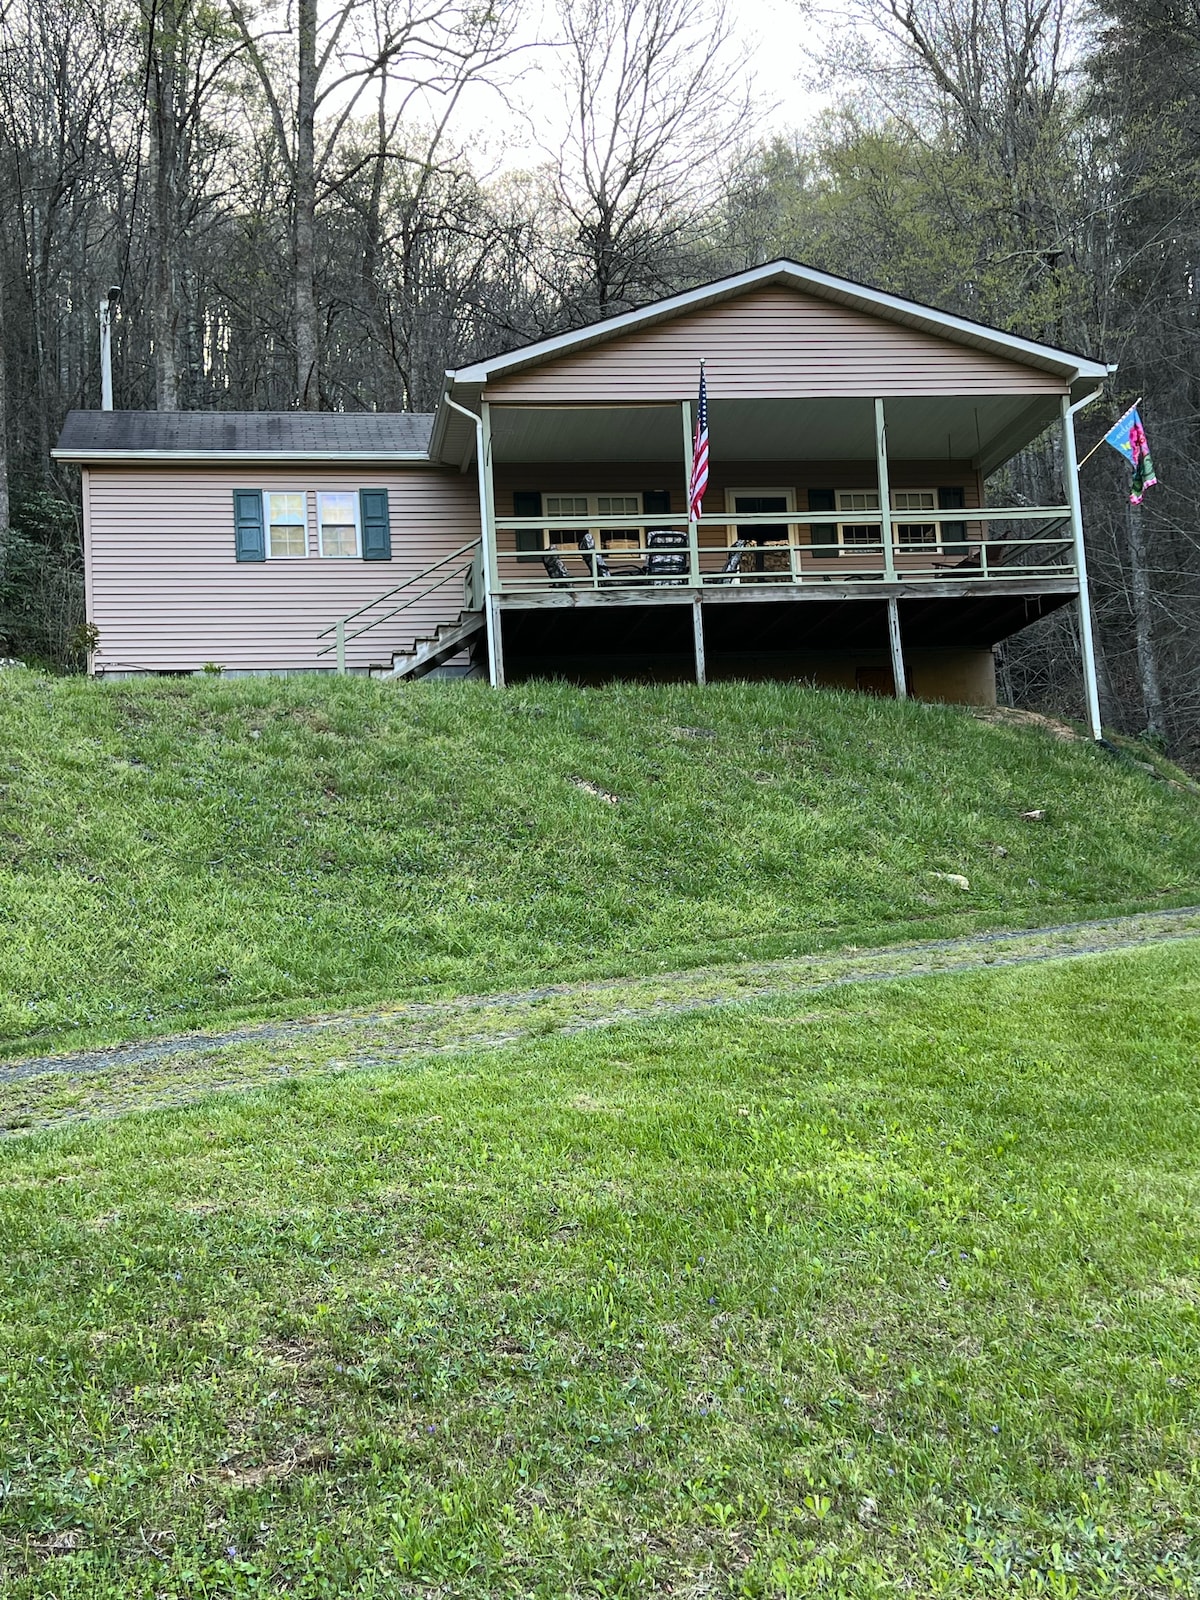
0,0,1193,757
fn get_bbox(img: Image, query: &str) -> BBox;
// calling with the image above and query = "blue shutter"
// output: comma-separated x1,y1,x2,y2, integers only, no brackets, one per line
233,490,266,562
938,486,967,555
807,487,838,559
360,488,392,560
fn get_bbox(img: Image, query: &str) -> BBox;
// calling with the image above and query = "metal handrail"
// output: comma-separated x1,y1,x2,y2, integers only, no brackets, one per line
317,539,482,670
315,539,481,641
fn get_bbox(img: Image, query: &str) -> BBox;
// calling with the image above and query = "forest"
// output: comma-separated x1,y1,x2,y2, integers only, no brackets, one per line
0,0,1195,756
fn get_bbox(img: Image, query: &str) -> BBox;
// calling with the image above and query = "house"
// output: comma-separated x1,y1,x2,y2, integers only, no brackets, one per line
53,260,1110,730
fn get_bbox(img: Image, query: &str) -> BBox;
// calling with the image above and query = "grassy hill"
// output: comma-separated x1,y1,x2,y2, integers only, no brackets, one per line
2,942,1198,1596
1,672,1198,1055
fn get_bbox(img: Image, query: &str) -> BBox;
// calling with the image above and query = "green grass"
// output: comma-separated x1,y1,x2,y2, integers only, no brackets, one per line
2,943,1199,1596
2,672,1199,1056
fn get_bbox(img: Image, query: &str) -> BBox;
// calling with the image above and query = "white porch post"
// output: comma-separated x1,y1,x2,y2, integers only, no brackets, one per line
479,399,505,690
1061,392,1103,741
874,397,896,582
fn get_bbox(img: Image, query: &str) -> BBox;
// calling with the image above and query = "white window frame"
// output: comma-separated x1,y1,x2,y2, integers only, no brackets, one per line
890,488,940,549
262,489,309,560
316,490,362,559
725,487,798,545
826,487,943,551
543,491,645,551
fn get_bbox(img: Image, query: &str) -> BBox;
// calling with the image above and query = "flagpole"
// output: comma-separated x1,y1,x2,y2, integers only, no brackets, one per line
1076,397,1140,472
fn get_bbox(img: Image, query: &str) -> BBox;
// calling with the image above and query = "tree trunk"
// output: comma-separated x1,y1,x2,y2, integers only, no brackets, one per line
295,0,319,409
1126,498,1165,741
150,0,182,410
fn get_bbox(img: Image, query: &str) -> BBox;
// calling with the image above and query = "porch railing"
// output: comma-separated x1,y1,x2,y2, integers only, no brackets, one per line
316,539,482,672
490,507,1076,594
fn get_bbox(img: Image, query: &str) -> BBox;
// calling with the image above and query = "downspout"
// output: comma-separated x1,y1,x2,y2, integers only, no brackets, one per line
443,393,499,688
1061,385,1105,741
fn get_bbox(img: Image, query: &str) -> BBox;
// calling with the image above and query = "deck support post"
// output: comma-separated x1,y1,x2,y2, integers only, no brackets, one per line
692,595,706,686
335,619,346,675
886,596,907,700
874,398,896,583
1061,392,1104,741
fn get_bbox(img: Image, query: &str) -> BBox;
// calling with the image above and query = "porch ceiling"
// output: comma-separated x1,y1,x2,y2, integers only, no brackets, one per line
483,393,1063,473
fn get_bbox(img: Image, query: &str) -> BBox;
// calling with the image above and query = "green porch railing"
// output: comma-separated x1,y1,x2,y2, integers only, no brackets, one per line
316,540,483,673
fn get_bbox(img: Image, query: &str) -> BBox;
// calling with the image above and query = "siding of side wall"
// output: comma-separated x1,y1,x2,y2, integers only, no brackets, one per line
86,465,480,674
485,288,1070,402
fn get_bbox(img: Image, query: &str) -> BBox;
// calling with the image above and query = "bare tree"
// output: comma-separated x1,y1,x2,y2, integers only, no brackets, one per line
228,0,521,408
550,0,749,317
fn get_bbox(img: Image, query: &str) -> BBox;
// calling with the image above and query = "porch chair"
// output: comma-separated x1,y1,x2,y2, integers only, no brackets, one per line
542,550,571,581
578,530,612,580
645,527,689,584
708,538,749,584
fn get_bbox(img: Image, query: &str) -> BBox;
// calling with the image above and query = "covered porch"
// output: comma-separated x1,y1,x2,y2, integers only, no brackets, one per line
448,389,1089,700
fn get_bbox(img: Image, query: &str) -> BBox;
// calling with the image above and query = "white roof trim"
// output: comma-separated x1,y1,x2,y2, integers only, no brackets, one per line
51,448,433,464
447,260,1109,386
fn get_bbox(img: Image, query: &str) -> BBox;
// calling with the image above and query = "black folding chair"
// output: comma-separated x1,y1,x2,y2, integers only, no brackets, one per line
578,530,612,580
708,538,749,583
645,528,689,584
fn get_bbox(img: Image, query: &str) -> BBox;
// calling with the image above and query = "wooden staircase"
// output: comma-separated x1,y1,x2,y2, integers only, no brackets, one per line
370,610,485,681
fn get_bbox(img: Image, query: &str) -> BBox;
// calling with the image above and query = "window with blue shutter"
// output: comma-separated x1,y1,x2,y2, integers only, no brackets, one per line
233,489,266,561
514,490,543,564
938,486,967,555
807,488,838,558
360,488,392,560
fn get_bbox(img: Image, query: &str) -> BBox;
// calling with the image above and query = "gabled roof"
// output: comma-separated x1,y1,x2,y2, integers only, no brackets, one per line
444,259,1109,388
54,410,435,463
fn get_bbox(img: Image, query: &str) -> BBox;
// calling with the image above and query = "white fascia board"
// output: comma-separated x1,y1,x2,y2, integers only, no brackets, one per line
447,260,1109,386
51,449,434,464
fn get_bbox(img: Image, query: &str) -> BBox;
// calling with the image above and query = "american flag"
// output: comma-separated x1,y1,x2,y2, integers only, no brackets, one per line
688,363,709,522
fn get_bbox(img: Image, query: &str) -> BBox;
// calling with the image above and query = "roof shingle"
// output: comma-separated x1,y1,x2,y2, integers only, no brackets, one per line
55,410,434,458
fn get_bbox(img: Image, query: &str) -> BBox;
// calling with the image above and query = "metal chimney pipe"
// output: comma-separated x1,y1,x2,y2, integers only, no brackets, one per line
99,285,121,410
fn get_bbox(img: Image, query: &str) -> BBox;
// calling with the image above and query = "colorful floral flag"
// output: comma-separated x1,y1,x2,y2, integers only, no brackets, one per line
1104,405,1159,504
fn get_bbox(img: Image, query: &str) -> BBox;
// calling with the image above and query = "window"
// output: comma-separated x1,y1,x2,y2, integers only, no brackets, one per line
544,495,589,548
821,488,942,551
544,493,644,550
317,490,361,558
264,491,307,558
597,495,641,551
892,489,938,547
835,489,879,548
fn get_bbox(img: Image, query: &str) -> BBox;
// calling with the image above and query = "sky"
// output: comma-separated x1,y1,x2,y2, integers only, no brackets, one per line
448,0,831,177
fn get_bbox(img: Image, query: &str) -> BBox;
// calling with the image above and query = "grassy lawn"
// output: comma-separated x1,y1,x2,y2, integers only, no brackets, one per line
2,672,1199,1056
1,942,1199,1595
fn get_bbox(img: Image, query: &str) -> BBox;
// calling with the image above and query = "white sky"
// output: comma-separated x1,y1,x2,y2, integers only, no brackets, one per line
448,0,831,177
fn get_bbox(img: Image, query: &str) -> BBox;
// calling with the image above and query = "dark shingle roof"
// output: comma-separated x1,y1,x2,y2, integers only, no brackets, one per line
55,410,435,459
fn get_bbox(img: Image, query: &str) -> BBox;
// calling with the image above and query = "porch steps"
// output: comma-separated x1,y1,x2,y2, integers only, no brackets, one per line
371,610,485,682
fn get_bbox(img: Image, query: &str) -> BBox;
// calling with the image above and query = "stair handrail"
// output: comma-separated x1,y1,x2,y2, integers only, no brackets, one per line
316,538,481,641
317,540,482,670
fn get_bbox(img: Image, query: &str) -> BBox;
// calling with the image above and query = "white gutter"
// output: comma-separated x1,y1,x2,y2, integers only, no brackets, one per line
51,449,433,465
1061,385,1106,740
443,394,500,688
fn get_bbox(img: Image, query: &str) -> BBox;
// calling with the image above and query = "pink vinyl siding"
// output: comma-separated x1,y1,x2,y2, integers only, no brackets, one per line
84,465,479,674
485,288,1069,403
